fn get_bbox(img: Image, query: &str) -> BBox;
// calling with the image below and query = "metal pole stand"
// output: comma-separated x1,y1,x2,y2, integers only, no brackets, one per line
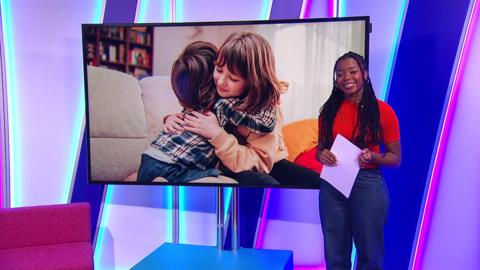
172,186,179,243
216,187,224,250
231,187,240,251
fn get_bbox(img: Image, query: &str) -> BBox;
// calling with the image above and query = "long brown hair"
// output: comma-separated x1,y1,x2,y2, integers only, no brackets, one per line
171,41,218,112
216,32,281,113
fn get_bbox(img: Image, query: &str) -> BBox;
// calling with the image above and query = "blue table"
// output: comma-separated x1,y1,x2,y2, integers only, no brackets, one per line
131,243,293,270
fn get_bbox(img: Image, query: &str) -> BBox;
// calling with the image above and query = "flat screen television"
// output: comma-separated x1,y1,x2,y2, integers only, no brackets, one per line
82,16,370,189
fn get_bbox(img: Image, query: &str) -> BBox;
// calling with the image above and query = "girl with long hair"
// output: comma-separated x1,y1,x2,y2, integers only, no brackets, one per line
166,32,320,187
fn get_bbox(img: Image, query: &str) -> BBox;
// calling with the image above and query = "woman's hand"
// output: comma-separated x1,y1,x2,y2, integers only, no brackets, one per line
357,141,402,168
164,113,186,134
184,111,222,139
358,148,373,168
317,148,337,166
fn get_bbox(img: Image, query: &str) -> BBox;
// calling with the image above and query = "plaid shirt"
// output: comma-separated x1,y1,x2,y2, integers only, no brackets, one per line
151,98,277,169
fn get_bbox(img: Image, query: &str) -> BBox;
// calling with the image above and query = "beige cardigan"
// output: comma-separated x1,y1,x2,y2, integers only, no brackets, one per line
209,108,288,173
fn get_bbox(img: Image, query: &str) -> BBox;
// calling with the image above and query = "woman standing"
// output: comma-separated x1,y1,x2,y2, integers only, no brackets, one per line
317,52,401,269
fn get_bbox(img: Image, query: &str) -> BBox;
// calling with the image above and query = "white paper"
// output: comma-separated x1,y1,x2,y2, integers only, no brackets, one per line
319,134,361,198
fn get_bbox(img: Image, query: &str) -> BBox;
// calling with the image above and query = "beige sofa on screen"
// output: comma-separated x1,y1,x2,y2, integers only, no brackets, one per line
87,66,237,184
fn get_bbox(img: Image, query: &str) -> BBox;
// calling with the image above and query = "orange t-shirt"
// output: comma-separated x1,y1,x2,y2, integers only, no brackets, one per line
319,99,400,168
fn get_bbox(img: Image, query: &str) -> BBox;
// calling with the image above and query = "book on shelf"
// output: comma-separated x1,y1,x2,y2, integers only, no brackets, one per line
118,44,125,63
99,42,106,61
132,26,147,32
85,26,152,74
100,27,125,40
109,45,117,62
86,43,95,59
129,29,151,45
129,48,150,68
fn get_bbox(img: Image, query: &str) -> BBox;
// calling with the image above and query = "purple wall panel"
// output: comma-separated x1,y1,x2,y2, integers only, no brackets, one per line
103,0,138,23
270,0,303,19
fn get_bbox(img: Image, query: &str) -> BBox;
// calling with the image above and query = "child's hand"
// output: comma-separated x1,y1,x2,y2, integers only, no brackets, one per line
164,113,185,134
358,148,373,168
184,111,222,139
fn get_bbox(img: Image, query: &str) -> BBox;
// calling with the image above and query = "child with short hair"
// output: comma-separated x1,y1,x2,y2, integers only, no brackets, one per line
137,40,277,183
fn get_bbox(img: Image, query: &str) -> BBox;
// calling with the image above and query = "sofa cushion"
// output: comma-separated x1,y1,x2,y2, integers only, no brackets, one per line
139,76,182,140
282,118,318,161
0,242,93,270
0,203,90,249
87,66,148,138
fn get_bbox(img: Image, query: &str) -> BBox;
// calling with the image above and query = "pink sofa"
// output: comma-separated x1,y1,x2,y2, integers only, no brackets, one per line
0,202,93,270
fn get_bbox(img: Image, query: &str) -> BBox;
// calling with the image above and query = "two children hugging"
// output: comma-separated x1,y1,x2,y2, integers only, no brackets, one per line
137,33,281,183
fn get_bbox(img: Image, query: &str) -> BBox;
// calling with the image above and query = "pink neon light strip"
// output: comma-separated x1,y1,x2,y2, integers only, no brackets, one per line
300,0,312,19
328,0,337,18
255,188,272,248
412,1,479,269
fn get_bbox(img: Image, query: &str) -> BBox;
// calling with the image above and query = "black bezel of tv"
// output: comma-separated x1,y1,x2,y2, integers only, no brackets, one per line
82,16,371,189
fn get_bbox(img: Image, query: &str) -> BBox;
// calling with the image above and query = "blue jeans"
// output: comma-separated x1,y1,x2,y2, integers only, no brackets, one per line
137,154,222,183
319,169,389,270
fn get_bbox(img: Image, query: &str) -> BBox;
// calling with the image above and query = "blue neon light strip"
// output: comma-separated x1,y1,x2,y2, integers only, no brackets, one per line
95,0,105,22
164,0,171,22
0,0,20,207
137,0,147,22
382,0,408,101
223,187,232,224
338,0,345,17
261,0,273,20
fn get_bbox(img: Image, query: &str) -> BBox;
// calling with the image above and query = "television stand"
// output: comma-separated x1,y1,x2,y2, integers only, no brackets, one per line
131,187,293,270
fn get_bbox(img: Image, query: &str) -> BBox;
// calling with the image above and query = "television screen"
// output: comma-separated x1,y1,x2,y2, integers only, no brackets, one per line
82,17,370,188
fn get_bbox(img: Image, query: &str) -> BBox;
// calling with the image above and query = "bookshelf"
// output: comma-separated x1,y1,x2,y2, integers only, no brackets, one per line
84,26,154,79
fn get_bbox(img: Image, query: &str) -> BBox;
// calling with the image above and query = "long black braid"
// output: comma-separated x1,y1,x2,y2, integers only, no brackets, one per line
318,51,382,150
